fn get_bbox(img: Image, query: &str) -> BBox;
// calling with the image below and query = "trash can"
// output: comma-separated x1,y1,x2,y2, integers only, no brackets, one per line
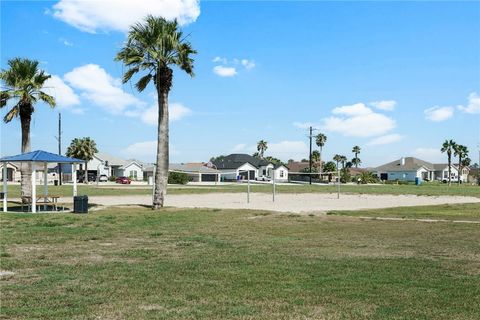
73,195,88,213
54,180,58,186
415,177,421,186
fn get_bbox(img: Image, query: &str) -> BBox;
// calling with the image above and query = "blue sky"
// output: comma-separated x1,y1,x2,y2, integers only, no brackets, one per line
1,0,479,167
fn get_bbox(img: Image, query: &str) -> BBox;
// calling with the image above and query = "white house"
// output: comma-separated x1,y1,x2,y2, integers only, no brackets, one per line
121,161,144,181
212,154,289,182
0,162,20,182
373,157,469,182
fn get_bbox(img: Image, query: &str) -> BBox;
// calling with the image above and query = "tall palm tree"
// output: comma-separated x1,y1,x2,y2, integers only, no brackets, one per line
454,144,468,185
315,133,327,173
66,137,98,183
257,140,268,158
441,139,456,186
352,146,361,168
116,16,196,209
1,58,56,198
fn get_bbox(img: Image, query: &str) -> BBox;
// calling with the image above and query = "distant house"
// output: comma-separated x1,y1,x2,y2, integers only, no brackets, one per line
143,163,221,182
0,162,20,182
212,154,289,182
87,153,127,178
373,157,469,182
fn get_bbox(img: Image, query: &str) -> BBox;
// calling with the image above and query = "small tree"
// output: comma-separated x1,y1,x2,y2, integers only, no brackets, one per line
66,137,98,183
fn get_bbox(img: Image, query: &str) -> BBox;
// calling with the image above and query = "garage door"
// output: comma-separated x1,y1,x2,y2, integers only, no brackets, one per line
240,171,256,180
201,174,217,182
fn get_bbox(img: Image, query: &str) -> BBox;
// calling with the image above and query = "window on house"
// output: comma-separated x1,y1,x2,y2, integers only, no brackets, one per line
263,169,266,175
280,170,284,178
130,170,137,179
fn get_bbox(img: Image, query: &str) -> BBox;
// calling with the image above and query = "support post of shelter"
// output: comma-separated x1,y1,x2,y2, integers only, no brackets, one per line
31,166,36,213
2,163,7,212
44,162,48,211
72,163,77,197
273,169,276,202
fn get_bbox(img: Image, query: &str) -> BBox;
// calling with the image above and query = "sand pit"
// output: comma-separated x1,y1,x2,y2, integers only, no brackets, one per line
85,193,480,213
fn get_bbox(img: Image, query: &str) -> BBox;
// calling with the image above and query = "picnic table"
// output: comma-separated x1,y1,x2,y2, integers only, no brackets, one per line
21,195,61,212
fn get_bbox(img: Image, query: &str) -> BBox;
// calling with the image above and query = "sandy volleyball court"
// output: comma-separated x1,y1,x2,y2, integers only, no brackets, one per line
83,193,480,213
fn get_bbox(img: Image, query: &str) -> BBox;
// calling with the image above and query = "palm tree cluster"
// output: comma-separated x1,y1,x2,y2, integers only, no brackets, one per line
66,137,99,183
1,58,56,198
441,140,470,186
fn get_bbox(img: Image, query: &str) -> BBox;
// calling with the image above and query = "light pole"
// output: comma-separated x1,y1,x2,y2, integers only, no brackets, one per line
307,126,318,185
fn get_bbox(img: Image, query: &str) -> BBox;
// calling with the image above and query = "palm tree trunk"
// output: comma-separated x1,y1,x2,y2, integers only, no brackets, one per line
153,86,169,209
20,108,32,200
458,157,462,185
448,153,451,186
319,147,323,174
84,161,88,184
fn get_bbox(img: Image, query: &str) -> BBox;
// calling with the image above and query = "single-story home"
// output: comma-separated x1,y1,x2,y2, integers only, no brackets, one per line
373,157,469,182
143,163,221,182
212,154,289,182
0,162,20,182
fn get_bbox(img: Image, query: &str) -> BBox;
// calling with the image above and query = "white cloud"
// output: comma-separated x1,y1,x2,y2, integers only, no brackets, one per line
213,65,237,77
458,92,480,114
212,56,227,64
322,103,396,138
64,64,142,114
367,134,403,146
241,59,255,70
59,37,73,46
141,102,192,125
424,106,454,122
267,141,309,161
42,75,80,108
51,0,200,33
123,140,179,161
370,100,396,111
413,148,444,163
332,103,373,116
293,122,315,129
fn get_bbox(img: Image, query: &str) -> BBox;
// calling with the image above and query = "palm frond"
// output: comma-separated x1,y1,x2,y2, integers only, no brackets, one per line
135,74,153,92
3,105,19,123
38,91,56,107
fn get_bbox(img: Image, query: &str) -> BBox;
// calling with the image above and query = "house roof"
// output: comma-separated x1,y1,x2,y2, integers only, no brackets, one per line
286,161,310,173
143,163,220,173
212,154,271,169
0,150,83,164
94,152,127,166
374,157,434,172
170,163,220,173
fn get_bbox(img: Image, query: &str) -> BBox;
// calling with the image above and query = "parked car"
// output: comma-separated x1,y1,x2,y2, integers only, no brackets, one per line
115,176,131,184
98,174,108,182
256,175,271,182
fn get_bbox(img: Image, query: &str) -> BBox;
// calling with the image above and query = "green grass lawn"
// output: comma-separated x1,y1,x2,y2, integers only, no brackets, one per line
328,203,480,221
1,206,479,319
4,181,480,198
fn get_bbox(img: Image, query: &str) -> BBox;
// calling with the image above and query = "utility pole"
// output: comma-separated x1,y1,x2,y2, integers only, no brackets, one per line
309,126,313,185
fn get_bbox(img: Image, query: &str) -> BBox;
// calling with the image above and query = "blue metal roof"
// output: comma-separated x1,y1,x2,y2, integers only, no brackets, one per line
0,150,84,163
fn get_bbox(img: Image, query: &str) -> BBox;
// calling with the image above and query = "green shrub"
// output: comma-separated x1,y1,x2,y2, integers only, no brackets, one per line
108,176,117,182
340,168,351,183
359,171,379,184
168,172,189,185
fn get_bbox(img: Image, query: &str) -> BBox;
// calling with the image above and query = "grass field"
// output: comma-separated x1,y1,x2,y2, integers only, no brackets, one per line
4,181,480,198
1,205,480,319
328,203,480,221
